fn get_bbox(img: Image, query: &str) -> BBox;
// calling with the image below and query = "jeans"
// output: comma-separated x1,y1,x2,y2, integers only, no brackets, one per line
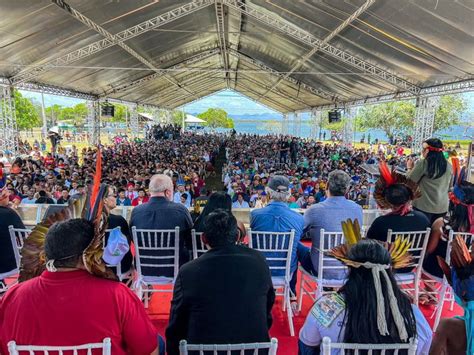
158,335,165,355
289,242,317,296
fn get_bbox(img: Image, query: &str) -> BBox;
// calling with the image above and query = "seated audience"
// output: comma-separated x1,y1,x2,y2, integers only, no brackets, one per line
0,218,163,355
299,170,363,280
131,188,149,206
56,186,70,204
232,192,250,208
299,239,432,354
35,190,55,204
250,175,304,297
116,188,132,206
166,209,275,354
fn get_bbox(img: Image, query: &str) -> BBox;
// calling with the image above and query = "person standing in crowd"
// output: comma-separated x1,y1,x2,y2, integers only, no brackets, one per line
166,210,274,355
279,138,290,165
250,176,304,298
407,138,452,223
299,170,363,281
130,174,193,266
103,186,133,276
290,137,299,165
298,240,432,354
0,219,163,355
131,188,149,206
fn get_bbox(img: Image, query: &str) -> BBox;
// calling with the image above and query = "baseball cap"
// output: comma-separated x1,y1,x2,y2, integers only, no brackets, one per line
268,175,290,193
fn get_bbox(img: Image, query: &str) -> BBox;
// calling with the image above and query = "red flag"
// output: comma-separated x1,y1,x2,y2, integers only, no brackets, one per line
89,148,102,212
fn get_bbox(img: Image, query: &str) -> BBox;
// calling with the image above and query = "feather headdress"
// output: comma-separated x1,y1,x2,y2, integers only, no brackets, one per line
19,148,117,282
373,162,421,210
327,219,413,341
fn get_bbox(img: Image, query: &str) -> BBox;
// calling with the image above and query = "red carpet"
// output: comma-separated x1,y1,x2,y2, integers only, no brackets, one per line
146,275,463,355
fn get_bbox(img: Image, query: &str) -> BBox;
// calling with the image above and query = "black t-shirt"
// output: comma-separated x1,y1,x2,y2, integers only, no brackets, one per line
290,141,298,153
366,211,430,242
0,206,26,274
280,141,289,152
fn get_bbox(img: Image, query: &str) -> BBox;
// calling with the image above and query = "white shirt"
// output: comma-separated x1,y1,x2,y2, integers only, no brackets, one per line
232,200,249,209
299,294,432,355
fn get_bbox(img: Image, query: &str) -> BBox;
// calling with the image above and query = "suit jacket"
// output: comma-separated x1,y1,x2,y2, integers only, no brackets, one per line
166,244,275,355
130,196,193,273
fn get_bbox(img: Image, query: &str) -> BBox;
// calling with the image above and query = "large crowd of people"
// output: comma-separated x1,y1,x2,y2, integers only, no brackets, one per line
0,128,472,354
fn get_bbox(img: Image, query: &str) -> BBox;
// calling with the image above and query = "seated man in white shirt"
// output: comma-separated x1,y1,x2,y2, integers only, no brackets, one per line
299,239,432,355
21,189,37,204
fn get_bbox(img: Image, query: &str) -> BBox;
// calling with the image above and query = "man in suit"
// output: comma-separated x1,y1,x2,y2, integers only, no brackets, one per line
166,209,275,355
130,174,193,272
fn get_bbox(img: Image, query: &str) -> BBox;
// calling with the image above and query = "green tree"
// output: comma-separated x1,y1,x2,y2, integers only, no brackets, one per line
433,95,466,132
356,101,416,137
171,110,185,127
45,104,63,126
12,90,42,130
197,108,234,129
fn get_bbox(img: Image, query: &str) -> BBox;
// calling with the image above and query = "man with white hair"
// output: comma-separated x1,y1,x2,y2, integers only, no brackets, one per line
250,175,304,297
300,170,363,280
130,174,193,267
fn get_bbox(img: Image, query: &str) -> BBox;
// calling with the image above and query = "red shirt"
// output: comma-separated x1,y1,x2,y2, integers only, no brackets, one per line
0,270,157,355
132,196,149,206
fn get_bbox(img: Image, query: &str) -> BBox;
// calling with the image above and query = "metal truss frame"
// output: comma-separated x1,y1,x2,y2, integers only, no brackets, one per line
129,104,140,138
259,0,374,102
102,48,220,97
11,0,213,85
215,1,231,88
309,79,474,111
87,101,100,146
223,0,420,95
228,48,341,102
51,0,201,101
0,86,19,155
412,96,440,152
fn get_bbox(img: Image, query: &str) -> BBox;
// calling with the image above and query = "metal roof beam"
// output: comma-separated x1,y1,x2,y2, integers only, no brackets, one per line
258,0,374,102
51,0,202,101
11,0,213,85
215,1,231,88
310,79,474,110
223,0,421,95
0,77,98,101
102,48,220,97
228,49,341,102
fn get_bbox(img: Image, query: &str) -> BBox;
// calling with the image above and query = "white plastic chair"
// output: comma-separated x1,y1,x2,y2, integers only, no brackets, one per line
104,227,133,283
191,229,207,259
132,226,180,308
432,230,473,331
322,336,418,355
1,226,32,293
8,338,111,355
179,338,278,355
387,228,430,304
297,229,347,311
247,228,295,336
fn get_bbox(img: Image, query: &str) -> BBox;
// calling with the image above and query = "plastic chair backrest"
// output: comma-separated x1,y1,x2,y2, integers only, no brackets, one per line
322,336,418,355
318,229,347,282
8,338,112,355
387,228,430,273
191,229,207,259
8,226,32,271
179,338,278,355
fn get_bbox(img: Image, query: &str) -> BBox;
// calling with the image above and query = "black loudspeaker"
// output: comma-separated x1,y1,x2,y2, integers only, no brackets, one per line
101,105,115,117
328,110,341,123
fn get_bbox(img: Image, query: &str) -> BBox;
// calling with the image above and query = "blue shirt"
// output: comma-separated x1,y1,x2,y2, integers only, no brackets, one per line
174,191,191,207
250,201,304,275
232,200,250,209
304,196,363,279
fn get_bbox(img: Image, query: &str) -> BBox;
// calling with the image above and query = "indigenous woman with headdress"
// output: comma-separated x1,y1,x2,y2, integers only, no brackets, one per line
367,162,431,243
406,138,452,223
298,239,432,355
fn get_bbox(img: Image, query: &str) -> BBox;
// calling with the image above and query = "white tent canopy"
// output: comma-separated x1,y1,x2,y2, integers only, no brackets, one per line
184,114,206,124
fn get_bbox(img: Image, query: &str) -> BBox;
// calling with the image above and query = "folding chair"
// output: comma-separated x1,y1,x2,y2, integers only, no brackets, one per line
132,226,180,308
431,230,473,331
297,229,347,311
179,338,278,355
8,338,111,355
387,228,430,304
191,229,207,259
1,226,32,293
247,228,295,336
104,227,133,283
322,336,418,355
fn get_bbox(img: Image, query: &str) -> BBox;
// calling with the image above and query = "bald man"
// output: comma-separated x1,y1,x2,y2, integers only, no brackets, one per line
130,175,193,273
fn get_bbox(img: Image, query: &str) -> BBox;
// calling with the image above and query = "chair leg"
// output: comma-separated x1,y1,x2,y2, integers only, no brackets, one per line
286,286,295,336
297,275,305,312
414,277,420,305
433,282,448,332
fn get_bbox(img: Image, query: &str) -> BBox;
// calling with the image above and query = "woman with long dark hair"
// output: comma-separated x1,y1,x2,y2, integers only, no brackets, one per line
193,191,246,242
298,239,432,354
407,138,452,223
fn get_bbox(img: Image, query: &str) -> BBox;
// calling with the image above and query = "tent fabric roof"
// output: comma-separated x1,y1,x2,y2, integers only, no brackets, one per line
0,0,472,113
185,114,206,123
